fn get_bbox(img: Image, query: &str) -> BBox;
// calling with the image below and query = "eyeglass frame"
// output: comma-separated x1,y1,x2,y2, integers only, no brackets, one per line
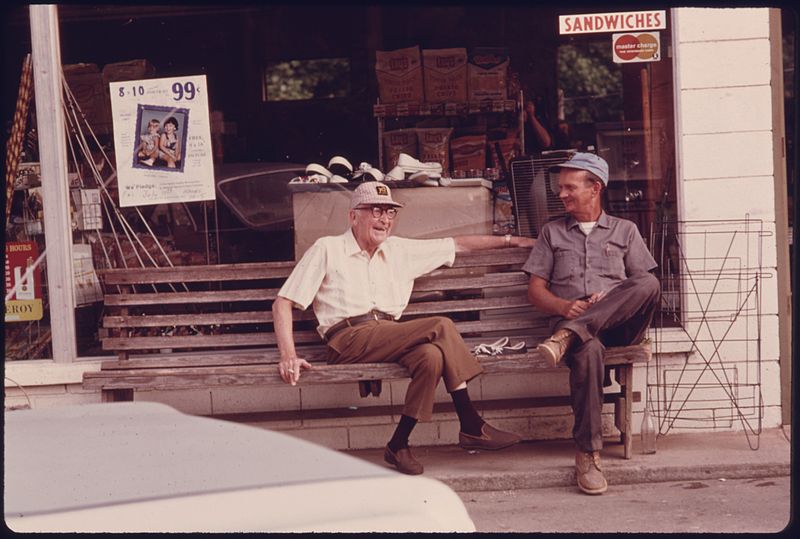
355,205,399,219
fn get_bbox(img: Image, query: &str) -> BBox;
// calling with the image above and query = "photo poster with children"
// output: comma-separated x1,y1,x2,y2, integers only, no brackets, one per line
109,75,215,207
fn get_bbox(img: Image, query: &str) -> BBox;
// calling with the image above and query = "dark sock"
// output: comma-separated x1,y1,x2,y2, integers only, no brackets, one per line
387,414,417,452
451,387,485,436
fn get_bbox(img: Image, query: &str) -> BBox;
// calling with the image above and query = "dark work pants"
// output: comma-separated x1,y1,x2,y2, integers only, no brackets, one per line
553,272,661,453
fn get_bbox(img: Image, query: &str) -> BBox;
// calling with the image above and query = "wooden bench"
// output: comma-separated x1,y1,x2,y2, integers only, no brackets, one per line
83,247,650,458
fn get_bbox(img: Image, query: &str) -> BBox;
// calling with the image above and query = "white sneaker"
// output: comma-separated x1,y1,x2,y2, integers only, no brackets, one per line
397,153,443,176
306,163,332,179
328,156,353,180
289,173,329,184
385,166,406,181
352,162,384,182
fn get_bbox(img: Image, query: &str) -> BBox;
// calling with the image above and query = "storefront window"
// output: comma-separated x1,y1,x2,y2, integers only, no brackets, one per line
3,6,691,361
555,24,680,326
263,58,351,101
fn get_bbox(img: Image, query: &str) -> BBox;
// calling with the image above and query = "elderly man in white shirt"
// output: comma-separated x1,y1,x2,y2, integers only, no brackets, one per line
273,181,534,475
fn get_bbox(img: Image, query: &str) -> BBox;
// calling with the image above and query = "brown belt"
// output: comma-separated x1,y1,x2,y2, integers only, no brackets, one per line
324,309,394,341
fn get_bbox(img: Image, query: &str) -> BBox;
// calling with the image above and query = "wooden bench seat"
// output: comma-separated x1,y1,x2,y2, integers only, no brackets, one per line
83,247,651,458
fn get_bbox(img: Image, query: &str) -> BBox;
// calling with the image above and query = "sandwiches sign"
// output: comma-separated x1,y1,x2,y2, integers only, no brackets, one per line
559,10,666,35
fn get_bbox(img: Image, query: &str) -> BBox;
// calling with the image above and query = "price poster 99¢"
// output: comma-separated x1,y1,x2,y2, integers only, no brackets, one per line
109,75,215,207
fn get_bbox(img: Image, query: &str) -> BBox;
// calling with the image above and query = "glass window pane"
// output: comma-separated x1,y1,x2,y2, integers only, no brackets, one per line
264,58,351,101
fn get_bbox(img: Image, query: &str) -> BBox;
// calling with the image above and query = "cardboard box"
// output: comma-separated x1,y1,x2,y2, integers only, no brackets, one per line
375,46,424,104
422,48,467,103
468,47,509,101
102,59,156,84
63,71,112,134
451,134,487,172
417,127,453,173
63,63,100,76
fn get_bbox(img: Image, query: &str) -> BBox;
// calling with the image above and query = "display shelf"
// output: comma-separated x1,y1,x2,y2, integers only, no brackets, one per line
373,99,517,118
375,91,526,175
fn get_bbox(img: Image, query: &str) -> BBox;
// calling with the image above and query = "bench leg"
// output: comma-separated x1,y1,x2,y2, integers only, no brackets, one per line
613,364,634,459
102,388,134,402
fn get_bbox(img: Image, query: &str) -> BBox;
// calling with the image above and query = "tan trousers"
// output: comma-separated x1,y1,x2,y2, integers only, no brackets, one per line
326,316,484,421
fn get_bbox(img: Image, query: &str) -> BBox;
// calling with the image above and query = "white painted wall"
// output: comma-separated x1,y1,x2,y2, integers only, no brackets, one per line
671,7,782,430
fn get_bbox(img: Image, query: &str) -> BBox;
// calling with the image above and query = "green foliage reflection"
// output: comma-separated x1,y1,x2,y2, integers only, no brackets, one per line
265,58,351,101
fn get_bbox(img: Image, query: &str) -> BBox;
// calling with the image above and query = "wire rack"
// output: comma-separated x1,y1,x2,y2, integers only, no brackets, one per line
648,217,771,450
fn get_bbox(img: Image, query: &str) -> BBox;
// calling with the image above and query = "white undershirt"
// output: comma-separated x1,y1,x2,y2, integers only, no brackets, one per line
578,221,597,235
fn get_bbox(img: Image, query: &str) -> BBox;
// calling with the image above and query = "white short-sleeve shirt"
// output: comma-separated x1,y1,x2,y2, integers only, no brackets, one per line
278,229,456,337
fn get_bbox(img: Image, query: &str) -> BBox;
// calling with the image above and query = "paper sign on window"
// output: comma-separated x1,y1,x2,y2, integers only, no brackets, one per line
109,75,215,207
5,241,43,322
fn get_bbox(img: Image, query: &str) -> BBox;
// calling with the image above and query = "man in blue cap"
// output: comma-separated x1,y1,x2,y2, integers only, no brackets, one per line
522,152,661,495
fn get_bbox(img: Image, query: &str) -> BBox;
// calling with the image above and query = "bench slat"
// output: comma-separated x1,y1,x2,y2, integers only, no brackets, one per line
413,271,528,292
99,262,296,284
104,289,280,306
83,344,650,391
102,331,323,350
103,309,318,328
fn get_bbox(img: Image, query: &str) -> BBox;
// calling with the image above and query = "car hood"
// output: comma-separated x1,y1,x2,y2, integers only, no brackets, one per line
4,402,389,516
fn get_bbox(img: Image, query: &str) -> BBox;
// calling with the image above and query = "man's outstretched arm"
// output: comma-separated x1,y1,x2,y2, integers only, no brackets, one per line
454,234,534,253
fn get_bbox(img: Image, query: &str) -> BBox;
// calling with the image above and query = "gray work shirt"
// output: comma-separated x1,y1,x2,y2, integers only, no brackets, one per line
522,211,657,301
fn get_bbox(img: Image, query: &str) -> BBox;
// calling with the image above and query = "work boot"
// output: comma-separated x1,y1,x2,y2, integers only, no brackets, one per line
537,328,577,368
575,450,608,495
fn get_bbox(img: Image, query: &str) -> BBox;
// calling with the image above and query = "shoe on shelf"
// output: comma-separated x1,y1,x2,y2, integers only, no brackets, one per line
459,422,521,451
397,153,443,176
537,328,577,367
352,162,384,182
385,166,406,182
384,445,424,475
328,156,353,180
575,451,608,495
289,173,329,184
305,162,332,179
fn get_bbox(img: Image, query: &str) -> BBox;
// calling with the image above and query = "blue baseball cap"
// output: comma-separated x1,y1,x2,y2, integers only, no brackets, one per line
549,152,609,185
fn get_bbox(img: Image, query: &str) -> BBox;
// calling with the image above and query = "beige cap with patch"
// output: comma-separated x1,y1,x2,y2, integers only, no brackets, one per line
350,181,404,209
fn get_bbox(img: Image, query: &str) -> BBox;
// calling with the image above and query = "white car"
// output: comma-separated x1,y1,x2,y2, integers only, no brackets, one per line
4,402,475,532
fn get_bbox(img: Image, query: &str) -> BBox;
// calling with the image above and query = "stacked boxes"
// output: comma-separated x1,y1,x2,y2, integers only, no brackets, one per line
374,46,516,176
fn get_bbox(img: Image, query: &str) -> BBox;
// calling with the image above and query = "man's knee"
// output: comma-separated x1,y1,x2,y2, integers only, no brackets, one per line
414,344,444,379
431,316,458,333
569,339,605,371
635,272,661,299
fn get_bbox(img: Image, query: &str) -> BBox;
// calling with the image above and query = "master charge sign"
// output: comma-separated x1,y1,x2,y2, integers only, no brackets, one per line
612,32,661,63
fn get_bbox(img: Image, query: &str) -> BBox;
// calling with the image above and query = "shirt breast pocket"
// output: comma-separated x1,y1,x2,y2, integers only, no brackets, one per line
552,250,580,285
600,242,626,278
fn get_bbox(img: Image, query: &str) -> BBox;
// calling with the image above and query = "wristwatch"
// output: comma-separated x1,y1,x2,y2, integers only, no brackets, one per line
504,233,512,247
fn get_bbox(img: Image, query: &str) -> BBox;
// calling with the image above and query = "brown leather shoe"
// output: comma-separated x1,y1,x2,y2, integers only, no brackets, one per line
575,450,608,495
384,445,424,475
537,328,577,368
459,423,522,451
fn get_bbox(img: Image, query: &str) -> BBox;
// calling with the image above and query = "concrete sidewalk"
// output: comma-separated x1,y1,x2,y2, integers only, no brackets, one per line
345,427,791,492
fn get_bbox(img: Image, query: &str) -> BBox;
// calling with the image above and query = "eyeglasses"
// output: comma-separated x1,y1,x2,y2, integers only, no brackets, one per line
357,206,399,219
